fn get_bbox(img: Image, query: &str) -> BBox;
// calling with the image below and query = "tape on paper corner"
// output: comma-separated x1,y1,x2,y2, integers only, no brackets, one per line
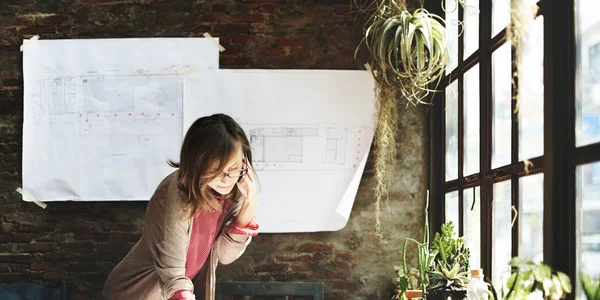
203,32,226,52
16,187,47,209
20,35,40,52
178,65,202,77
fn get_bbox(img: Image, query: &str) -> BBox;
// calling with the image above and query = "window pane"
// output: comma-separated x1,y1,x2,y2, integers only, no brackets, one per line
446,191,459,238
463,0,479,59
519,174,544,263
519,17,544,160
576,0,600,146
492,43,512,169
463,186,481,269
577,163,600,286
445,0,459,74
491,0,509,38
446,81,459,181
492,180,512,289
464,65,480,176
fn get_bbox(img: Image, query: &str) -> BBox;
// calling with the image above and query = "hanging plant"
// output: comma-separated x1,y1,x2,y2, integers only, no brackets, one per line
360,5,449,103
355,0,449,233
507,0,539,116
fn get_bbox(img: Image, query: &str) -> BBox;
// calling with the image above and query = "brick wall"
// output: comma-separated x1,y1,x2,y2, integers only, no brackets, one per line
0,0,429,299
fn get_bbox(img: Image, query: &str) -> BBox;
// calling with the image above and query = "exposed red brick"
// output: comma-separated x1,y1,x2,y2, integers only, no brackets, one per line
275,37,304,47
211,4,227,13
274,254,311,262
30,263,51,271
297,242,334,252
201,15,228,23
114,233,140,242
17,243,56,253
254,263,288,273
260,47,285,56
231,35,251,44
231,14,264,23
212,24,251,34
42,271,64,281
9,264,28,273
259,5,275,13
38,15,69,26
0,264,9,273
314,272,346,280
18,223,52,233
0,233,32,243
335,252,359,260
0,273,28,282
290,264,311,272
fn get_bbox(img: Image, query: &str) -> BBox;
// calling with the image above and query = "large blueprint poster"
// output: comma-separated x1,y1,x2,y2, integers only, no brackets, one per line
184,70,376,232
22,38,219,201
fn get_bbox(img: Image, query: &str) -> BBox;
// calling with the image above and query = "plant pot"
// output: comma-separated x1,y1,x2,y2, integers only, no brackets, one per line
405,290,423,299
426,289,467,300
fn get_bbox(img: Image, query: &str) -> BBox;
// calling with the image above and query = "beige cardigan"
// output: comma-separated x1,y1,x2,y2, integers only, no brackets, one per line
102,171,252,300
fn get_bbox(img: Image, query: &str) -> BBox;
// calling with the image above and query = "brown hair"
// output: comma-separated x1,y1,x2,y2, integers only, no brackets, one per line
168,113,253,218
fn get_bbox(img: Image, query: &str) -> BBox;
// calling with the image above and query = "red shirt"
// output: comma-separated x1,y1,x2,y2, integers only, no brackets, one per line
169,199,259,300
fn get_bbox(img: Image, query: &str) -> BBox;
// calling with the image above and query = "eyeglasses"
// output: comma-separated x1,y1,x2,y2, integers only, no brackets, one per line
223,167,249,183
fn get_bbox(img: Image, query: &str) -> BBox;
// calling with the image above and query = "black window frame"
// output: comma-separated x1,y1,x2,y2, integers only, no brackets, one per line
428,0,600,297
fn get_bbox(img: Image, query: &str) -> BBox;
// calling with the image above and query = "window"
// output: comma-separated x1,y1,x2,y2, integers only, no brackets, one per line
577,0,600,297
429,0,600,297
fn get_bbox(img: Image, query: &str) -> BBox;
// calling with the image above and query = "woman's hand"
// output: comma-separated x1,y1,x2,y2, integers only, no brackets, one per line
234,159,258,228
181,291,195,300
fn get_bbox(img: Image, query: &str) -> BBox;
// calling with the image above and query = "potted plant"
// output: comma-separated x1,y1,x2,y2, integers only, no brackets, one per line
392,267,424,300
426,222,470,300
355,0,449,233
392,194,437,300
582,272,600,300
486,257,572,300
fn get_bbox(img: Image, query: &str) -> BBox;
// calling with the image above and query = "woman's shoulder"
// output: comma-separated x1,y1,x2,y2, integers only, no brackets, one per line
151,170,186,205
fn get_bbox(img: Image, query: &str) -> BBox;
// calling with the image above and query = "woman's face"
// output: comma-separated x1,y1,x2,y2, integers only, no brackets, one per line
207,147,245,196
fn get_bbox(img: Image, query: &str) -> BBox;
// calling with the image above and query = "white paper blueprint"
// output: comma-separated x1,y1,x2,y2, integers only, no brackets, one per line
184,70,376,232
22,38,219,201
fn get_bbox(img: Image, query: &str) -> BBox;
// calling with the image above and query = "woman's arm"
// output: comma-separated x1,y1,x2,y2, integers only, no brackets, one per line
214,218,259,264
145,183,194,299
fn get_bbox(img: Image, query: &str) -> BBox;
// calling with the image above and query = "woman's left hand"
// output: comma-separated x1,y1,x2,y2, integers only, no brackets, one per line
234,159,258,228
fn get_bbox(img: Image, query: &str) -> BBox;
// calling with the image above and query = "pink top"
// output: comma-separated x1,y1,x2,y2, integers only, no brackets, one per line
169,198,259,300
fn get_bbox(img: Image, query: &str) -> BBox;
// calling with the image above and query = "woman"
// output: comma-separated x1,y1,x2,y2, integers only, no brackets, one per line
103,113,259,300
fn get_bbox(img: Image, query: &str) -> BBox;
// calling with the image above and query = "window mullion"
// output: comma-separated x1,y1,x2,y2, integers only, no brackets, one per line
479,0,494,279
543,0,577,297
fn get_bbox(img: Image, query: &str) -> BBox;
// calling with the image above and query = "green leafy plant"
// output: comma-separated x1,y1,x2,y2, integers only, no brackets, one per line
392,194,436,300
582,273,600,300
427,221,470,291
488,257,572,300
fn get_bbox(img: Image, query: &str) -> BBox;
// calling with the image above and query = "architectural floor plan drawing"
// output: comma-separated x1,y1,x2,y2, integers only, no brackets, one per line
325,127,347,165
78,75,182,137
184,70,376,233
22,38,218,201
250,126,318,169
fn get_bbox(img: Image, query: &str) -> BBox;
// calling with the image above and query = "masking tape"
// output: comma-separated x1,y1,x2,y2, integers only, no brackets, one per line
203,32,225,52
20,35,40,52
179,65,202,77
16,187,47,209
